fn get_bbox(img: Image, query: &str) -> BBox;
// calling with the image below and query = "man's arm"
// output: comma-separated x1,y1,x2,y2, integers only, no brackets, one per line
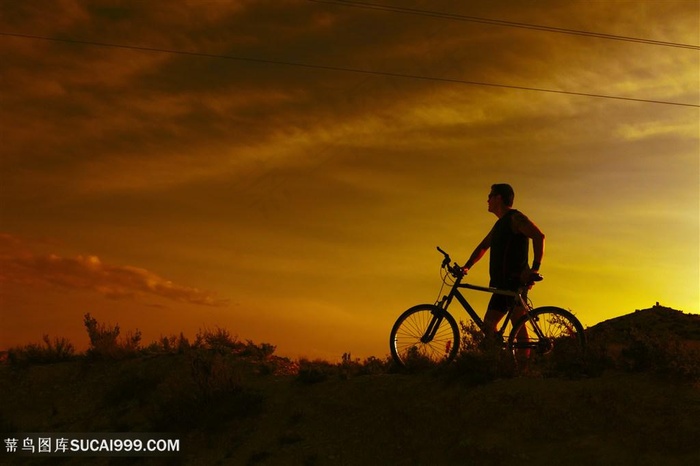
512,212,545,271
463,230,493,271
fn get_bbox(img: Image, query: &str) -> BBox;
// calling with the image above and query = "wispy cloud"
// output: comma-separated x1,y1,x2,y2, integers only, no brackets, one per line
0,234,227,307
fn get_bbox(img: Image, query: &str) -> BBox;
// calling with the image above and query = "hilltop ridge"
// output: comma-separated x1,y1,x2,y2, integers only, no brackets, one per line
588,303,700,341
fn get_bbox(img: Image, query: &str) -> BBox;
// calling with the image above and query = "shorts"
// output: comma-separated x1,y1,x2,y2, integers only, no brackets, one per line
487,283,527,314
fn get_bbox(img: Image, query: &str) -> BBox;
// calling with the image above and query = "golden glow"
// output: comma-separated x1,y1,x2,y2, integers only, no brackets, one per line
1,1,698,360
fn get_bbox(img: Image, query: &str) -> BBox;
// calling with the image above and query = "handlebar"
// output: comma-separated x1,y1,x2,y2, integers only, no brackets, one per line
436,246,543,285
436,246,463,278
436,246,451,267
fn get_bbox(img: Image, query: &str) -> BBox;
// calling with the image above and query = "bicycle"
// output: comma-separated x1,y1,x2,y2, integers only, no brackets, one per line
389,247,586,371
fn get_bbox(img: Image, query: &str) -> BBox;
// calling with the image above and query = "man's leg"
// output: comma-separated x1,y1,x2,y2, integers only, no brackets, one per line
480,307,505,353
483,307,505,336
484,293,508,337
510,302,531,361
482,292,509,352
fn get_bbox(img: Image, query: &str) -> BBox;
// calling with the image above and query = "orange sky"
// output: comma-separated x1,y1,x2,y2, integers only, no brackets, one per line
1,0,698,360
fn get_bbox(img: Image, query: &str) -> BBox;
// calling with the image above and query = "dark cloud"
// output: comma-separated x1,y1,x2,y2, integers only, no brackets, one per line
2,0,696,198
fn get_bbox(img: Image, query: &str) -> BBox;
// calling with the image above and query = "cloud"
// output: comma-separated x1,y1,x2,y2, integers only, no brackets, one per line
0,233,228,307
2,0,697,205
616,119,699,141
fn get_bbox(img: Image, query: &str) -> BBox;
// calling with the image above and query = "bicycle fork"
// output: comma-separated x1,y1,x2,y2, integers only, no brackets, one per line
421,312,443,344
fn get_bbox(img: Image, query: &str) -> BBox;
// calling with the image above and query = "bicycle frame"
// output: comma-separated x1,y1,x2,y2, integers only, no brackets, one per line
435,273,531,340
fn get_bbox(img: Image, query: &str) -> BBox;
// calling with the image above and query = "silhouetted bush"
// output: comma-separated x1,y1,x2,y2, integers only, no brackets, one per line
437,320,515,384
194,326,239,353
357,355,392,375
295,354,393,383
459,319,485,352
83,313,141,359
240,340,276,360
145,332,192,354
7,335,75,366
337,353,392,379
297,359,336,384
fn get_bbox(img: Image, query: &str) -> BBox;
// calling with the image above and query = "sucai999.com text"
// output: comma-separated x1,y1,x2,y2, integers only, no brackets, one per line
2,433,180,457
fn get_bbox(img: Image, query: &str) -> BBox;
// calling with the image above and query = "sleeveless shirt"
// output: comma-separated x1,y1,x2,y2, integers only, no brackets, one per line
489,209,529,289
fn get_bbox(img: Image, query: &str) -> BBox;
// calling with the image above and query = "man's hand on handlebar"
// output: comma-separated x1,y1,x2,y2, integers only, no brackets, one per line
444,263,464,278
521,268,543,289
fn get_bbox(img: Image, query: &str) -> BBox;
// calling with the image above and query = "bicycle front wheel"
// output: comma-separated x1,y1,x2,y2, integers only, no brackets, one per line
390,304,460,370
508,306,586,374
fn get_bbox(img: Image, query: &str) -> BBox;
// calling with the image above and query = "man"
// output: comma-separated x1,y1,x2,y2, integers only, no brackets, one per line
461,184,545,336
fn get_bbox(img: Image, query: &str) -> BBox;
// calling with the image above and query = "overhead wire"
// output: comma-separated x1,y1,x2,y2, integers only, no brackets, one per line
309,0,700,50
1,32,698,108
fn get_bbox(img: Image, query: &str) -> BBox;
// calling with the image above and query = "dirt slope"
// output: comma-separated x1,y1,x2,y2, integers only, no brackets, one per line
2,356,699,466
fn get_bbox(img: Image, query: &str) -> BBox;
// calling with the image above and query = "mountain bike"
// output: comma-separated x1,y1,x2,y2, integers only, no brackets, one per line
389,247,585,371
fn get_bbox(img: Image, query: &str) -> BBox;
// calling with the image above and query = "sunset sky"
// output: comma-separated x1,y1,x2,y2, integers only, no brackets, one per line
1,0,698,360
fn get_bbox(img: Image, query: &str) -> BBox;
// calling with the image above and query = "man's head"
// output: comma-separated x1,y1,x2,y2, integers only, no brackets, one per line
489,183,515,207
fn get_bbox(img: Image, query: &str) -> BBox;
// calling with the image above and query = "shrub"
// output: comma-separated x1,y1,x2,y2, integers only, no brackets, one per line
357,355,391,376
195,326,240,353
446,342,515,385
438,320,517,384
7,335,75,366
297,358,336,384
241,340,276,360
296,354,393,382
397,346,441,373
336,353,391,378
145,333,191,355
83,313,141,359
459,320,485,352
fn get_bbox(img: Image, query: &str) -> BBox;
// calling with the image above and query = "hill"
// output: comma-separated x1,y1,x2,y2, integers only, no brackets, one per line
588,303,700,341
583,304,700,378
1,353,699,466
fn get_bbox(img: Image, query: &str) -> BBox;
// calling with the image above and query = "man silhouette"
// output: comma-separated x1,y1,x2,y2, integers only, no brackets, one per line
461,184,545,337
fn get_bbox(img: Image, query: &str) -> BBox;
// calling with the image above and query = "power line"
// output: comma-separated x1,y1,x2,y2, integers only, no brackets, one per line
2,32,698,108
309,0,700,50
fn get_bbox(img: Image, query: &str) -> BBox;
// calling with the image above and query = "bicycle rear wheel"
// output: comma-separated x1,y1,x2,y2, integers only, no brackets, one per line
508,306,586,374
390,304,460,370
